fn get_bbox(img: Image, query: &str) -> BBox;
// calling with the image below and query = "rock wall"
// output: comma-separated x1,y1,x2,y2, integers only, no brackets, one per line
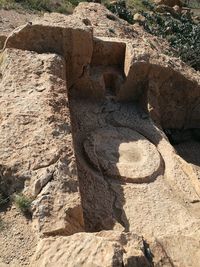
0,49,84,236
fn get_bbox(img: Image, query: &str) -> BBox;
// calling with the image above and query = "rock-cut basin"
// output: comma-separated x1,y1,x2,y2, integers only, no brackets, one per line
84,127,162,183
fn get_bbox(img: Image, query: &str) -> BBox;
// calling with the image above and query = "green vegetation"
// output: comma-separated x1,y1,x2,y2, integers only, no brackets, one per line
0,218,5,231
0,0,78,13
0,193,8,207
106,0,133,23
0,0,199,69
14,194,32,214
0,0,19,9
185,0,200,9
0,169,9,207
142,10,200,70
106,0,200,71
126,0,154,11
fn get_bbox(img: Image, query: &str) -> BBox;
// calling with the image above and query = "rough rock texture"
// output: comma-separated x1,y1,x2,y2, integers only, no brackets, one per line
0,206,37,266
3,12,93,89
0,9,38,49
83,127,162,183
30,231,150,267
0,2,200,267
0,49,84,237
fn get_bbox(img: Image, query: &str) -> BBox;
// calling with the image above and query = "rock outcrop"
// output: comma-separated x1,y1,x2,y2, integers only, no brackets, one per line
0,2,200,267
30,231,150,267
0,48,84,236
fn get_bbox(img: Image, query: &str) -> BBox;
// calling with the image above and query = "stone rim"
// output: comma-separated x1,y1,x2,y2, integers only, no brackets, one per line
83,127,162,183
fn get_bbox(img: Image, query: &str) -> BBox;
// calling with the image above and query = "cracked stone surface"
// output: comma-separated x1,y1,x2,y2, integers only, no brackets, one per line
0,49,84,239
30,231,150,267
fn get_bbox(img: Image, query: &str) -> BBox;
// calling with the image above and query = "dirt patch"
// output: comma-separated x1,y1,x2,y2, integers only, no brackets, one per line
0,9,39,48
0,207,37,266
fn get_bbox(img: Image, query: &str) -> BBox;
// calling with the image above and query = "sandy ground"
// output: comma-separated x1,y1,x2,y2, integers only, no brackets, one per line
0,9,39,48
0,205,37,266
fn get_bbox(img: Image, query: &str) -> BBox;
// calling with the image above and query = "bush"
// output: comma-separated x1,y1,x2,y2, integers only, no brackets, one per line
106,0,200,71
0,193,8,207
14,194,32,214
141,11,200,70
106,0,133,23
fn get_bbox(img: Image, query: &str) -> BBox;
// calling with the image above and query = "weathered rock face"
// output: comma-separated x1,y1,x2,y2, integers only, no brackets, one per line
0,49,84,236
0,2,200,267
30,231,150,267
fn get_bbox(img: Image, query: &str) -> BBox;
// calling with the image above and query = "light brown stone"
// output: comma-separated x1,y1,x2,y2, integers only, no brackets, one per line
84,127,162,183
0,3,200,267
30,231,149,267
0,48,84,236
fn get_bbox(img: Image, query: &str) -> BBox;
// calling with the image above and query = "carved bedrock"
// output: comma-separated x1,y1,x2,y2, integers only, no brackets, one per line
68,37,200,234
1,6,200,265
84,127,162,183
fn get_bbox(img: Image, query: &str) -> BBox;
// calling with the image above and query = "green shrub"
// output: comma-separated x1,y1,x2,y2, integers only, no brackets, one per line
14,194,32,214
141,11,200,70
0,193,8,207
128,0,154,11
106,0,133,24
106,0,200,71
0,0,18,9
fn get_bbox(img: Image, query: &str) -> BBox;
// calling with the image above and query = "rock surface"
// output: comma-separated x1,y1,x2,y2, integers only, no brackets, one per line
0,2,200,267
83,127,162,183
0,9,38,49
30,231,150,267
0,48,84,237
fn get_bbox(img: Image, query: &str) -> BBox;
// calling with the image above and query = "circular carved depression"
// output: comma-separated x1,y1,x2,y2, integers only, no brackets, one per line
83,127,161,183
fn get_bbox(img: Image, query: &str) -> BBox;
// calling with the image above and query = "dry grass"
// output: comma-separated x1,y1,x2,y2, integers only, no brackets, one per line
0,218,5,231
14,194,32,214
0,0,74,14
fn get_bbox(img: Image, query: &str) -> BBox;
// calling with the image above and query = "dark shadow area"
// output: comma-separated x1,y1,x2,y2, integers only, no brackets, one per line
118,63,200,130
0,164,26,212
164,128,200,169
139,64,200,175
91,38,126,69
142,237,154,267
104,72,119,96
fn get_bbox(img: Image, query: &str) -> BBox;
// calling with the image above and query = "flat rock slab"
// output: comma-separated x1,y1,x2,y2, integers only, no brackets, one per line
84,127,162,183
30,231,149,267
